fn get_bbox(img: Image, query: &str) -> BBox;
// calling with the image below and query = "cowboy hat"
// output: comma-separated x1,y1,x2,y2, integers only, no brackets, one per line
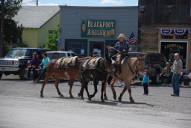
117,33,127,40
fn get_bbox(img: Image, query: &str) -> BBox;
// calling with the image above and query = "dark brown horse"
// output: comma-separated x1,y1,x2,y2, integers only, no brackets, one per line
78,55,112,102
40,57,89,98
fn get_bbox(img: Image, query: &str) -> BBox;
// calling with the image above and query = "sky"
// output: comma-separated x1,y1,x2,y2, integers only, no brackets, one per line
22,0,138,6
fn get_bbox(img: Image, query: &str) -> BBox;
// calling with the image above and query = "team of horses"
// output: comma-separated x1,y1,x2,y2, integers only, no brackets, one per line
40,48,145,103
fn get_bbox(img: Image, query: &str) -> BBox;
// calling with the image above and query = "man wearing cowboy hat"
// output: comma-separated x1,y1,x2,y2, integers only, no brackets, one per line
113,33,129,74
114,33,129,52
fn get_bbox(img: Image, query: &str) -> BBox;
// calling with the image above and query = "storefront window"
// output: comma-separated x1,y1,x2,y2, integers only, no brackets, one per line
65,39,88,56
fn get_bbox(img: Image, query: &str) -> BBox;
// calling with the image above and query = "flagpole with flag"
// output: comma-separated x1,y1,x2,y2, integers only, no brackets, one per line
128,32,137,44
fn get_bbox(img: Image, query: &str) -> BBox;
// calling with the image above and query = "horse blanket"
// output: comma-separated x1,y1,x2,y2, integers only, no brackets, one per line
82,57,103,70
56,56,79,69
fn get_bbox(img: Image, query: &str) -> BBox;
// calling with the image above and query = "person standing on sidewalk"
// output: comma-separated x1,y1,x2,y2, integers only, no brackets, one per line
142,69,149,95
171,53,183,96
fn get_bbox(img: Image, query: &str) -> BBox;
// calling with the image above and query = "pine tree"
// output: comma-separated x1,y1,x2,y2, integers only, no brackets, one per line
0,0,22,56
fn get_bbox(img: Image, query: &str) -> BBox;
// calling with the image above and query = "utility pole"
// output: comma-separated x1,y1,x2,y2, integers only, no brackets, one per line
36,0,38,6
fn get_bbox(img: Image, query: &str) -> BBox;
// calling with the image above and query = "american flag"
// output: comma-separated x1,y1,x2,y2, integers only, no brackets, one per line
128,32,137,44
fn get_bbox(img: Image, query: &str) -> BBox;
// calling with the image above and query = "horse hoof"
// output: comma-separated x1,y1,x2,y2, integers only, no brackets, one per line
104,97,108,101
118,97,122,102
101,99,105,102
130,98,134,103
59,94,64,97
88,97,92,101
78,93,81,97
70,95,74,98
40,95,44,98
113,96,117,100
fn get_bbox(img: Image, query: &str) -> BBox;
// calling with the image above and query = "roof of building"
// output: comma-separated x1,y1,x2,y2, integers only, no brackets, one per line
60,5,137,9
13,6,60,28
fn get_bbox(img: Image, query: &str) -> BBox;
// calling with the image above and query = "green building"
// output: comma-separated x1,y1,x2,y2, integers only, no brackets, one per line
14,6,60,47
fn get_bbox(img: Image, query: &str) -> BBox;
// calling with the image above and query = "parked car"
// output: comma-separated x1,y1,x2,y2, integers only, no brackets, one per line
0,48,46,80
46,51,76,60
128,52,166,84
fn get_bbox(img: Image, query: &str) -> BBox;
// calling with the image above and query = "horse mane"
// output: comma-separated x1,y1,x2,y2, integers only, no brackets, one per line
122,57,137,65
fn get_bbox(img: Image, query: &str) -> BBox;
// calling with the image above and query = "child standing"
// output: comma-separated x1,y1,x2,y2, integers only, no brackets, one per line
142,70,149,95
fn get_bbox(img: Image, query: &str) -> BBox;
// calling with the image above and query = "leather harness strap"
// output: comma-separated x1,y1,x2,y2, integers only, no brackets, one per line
127,60,135,74
126,58,139,76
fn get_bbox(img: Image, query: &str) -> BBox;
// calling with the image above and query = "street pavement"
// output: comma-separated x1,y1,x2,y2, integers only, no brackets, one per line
0,75,191,128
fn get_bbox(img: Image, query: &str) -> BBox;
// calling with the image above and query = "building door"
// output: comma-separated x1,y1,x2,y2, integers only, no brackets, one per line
160,41,188,68
89,41,104,57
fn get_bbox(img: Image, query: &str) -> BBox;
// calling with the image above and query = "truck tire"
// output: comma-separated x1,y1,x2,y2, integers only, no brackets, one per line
19,68,28,80
0,73,2,80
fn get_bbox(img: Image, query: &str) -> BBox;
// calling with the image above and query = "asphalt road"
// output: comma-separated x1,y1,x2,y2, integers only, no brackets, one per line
0,75,191,128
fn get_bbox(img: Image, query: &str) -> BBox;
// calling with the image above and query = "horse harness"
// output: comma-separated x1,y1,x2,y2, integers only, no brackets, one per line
124,57,139,77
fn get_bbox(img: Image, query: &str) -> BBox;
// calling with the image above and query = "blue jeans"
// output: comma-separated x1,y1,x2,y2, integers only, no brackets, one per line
172,74,181,95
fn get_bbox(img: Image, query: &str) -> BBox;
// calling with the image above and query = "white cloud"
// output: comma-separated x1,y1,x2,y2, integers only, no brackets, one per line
22,0,35,5
100,0,125,5
38,2,59,6
22,0,58,6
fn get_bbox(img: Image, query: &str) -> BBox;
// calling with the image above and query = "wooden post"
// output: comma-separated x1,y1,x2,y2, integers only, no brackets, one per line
36,0,38,6
0,0,5,57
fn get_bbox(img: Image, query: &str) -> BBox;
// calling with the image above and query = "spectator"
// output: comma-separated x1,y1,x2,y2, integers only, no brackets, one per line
28,52,40,80
142,69,149,95
160,62,172,86
171,53,183,96
183,70,191,87
37,53,50,82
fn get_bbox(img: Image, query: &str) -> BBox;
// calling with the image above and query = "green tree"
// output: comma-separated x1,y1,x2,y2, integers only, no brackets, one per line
44,25,60,50
0,0,22,56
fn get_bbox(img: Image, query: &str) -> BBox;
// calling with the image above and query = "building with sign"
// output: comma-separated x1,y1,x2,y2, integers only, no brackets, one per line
59,6,138,56
138,0,191,69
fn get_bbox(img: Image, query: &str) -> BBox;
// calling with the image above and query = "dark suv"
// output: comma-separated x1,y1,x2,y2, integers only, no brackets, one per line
0,48,46,80
128,52,166,84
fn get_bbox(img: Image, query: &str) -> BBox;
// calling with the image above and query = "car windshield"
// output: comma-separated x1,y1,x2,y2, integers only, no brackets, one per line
5,49,27,58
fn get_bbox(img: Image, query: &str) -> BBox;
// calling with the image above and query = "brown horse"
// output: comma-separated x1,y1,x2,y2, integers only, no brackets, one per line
108,56,145,102
40,57,89,98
